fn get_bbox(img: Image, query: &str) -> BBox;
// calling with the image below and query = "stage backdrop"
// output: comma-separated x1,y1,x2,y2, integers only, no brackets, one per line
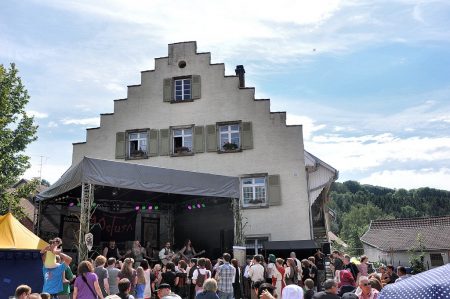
61,210,137,248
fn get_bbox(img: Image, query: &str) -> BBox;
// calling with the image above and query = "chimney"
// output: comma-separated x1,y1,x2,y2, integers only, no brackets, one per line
235,65,245,88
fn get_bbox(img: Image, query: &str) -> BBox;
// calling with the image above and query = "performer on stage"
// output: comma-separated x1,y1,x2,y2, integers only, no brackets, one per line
126,240,147,266
103,240,122,260
179,239,197,262
159,242,175,265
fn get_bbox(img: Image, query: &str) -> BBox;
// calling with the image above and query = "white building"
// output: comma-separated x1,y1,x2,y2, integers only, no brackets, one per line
42,41,337,256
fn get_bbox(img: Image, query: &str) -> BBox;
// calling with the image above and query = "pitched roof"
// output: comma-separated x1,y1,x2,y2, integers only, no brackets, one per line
360,216,450,251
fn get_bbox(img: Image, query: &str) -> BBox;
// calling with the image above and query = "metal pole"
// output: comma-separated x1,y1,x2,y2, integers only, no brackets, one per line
79,183,94,262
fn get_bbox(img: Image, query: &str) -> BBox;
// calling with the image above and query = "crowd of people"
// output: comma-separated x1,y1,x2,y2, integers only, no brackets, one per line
12,240,414,299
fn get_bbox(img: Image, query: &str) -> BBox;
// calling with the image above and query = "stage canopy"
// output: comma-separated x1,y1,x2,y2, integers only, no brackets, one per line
0,213,48,250
36,157,240,201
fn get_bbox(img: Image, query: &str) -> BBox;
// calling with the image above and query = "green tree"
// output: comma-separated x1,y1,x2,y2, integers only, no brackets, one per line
0,63,38,217
409,233,426,274
0,178,40,219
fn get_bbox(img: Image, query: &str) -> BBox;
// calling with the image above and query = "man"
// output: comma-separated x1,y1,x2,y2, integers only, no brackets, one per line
312,279,340,299
215,253,236,299
290,251,303,281
331,251,343,277
314,249,325,291
354,276,379,299
107,257,121,295
343,255,359,281
157,283,182,299
55,255,74,299
304,279,316,299
159,242,175,264
188,258,198,299
395,266,411,282
103,240,122,260
95,255,110,297
386,265,399,284
248,255,265,299
41,241,72,298
15,285,31,299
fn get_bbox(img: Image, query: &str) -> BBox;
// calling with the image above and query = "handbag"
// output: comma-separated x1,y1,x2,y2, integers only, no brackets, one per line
81,273,98,298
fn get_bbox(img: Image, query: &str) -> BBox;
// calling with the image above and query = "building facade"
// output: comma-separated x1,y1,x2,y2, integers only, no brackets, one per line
71,41,336,250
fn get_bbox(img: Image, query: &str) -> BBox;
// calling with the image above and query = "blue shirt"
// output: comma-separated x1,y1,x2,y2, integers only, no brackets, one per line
43,263,67,294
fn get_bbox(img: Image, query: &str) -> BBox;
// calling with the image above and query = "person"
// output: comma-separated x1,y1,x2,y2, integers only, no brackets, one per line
157,283,182,299
354,276,379,299
135,267,146,299
368,279,382,292
179,240,198,262
272,258,285,299
141,260,154,299
243,259,252,299
107,258,121,295
338,270,356,296
162,262,179,289
255,282,275,299
308,257,318,290
176,260,189,299
248,255,265,299
15,285,32,299
118,258,138,294
395,266,411,282
289,252,303,282
41,242,72,298
192,258,212,295
385,265,398,284
55,255,74,299
95,255,110,297
103,241,122,260
117,278,136,299
314,250,325,292
215,253,236,299
266,255,276,284
377,266,389,285
188,258,199,299
230,259,242,299
195,279,220,299
127,241,147,267
301,260,311,284
304,279,315,299
41,294,51,299
312,279,340,299
73,260,104,299
331,251,343,277
29,294,42,299
41,238,63,268
281,284,304,299
343,255,359,281
357,256,369,277
285,258,299,285
159,242,175,265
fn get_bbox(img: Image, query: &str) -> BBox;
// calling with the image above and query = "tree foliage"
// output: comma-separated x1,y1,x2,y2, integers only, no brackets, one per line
0,179,40,219
0,63,38,217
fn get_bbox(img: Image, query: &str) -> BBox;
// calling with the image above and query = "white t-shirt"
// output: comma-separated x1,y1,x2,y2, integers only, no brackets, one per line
192,268,211,282
248,263,265,282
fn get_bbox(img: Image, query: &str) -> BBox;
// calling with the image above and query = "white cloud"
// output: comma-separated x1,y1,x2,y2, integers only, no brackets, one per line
47,121,58,128
61,117,100,126
286,114,326,140
27,110,48,119
360,168,450,191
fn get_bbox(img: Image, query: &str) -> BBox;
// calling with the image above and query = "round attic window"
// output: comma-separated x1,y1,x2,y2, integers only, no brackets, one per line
178,60,187,68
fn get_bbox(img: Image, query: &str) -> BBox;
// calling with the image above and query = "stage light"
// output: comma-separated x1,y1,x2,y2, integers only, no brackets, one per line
155,206,159,210
142,205,146,210
148,205,153,210
69,202,74,207
77,202,81,207
135,206,140,211
188,205,192,210
202,203,206,208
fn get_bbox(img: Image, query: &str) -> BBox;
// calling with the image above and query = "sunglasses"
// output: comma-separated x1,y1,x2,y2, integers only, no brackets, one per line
361,282,371,287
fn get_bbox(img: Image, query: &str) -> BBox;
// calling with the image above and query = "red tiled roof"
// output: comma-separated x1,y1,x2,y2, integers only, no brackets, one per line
360,216,450,251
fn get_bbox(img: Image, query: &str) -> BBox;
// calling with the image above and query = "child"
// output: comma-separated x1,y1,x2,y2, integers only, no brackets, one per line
41,238,63,268
135,266,146,299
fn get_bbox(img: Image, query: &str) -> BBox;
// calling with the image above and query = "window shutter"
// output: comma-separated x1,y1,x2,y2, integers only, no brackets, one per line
268,175,281,206
115,132,126,159
192,75,201,99
241,122,253,150
194,126,205,153
148,129,159,157
205,124,217,152
163,78,173,102
159,129,170,156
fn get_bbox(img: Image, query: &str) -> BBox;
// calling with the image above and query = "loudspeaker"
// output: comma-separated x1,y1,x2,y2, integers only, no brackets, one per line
322,242,331,255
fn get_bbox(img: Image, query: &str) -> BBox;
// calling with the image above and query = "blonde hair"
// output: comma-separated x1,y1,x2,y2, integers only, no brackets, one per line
203,278,218,292
95,255,107,267
136,266,146,284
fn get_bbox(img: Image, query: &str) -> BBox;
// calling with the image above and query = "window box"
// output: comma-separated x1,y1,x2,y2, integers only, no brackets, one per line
174,146,191,154
130,149,147,159
222,142,239,151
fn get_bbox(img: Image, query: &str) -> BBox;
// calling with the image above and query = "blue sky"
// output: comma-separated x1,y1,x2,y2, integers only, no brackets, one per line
1,0,450,190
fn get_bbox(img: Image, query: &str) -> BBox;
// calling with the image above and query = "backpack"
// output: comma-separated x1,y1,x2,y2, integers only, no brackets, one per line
195,269,210,287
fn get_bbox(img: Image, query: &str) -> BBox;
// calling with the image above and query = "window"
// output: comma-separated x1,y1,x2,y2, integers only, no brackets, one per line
219,124,240,151
430,253,444,267
241,177,267,207
174,78,191,101
128,131,148,158
172,128,193,154
245,237,269,256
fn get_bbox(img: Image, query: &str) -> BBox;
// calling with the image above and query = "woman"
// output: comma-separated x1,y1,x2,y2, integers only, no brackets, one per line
135,266,146,299
231,258,243,299
285,258,298,285
301,260,310,284
338,269,356,296
358,256,369,277
179,239,197,262
266,255,276,284
161,261,179,289
272,258,285,299
73,260,104,299
176,260,188,299
141,260,153,299
118,258,137,294
192,258,212,295
127,240,146,267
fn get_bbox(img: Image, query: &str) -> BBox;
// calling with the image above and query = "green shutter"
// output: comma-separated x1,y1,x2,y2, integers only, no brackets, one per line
115,132,126,159
194,126,205,153
192,75,201,99
268,175,281,206
205,124,217,152
159,129,170,156
241,122,253,150
148,129,159,157
163,78,173,102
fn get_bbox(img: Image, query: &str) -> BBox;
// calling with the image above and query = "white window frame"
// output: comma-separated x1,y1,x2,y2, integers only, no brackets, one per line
245,236,269,255
241,176,267,207
219,123,241,151
174,78,191,101
172,127,193,154
128,131,148,158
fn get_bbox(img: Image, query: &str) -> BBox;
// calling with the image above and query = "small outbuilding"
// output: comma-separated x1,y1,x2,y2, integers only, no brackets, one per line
360,216,450,269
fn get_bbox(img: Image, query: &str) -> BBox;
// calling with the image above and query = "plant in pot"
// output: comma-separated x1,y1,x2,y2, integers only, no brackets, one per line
222,142,239,151
175,146,191,154
131,149,146,157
